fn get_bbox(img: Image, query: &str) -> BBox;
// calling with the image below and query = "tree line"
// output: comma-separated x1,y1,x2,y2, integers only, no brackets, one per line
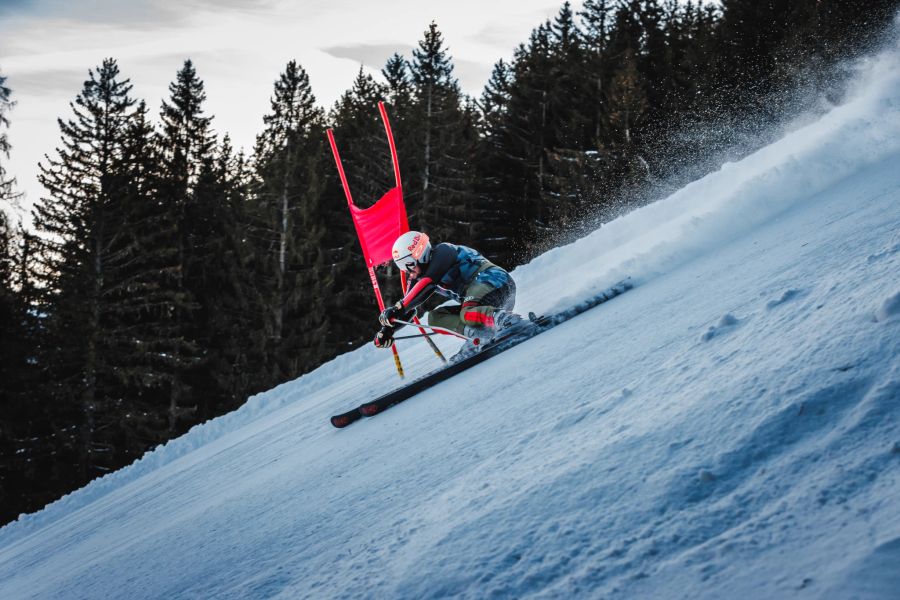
1,0,896,524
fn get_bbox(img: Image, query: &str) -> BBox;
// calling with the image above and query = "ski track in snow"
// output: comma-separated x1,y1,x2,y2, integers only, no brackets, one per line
2,35,900,600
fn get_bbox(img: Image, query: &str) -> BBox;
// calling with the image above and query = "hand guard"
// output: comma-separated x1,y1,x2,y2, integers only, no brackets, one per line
373,326,395,349
379,301,404,327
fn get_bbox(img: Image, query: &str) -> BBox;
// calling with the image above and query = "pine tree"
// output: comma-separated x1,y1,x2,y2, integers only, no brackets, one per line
160,60,215,192
0,211,19,364
0,204,22,522
383,54,413,109
662,1,719,115
539,2,597,241
806,0,899,61
1,68,20,205
548,2,590,146
0,70,11,188
408,22,476,244
0,69,50,520
108,100,192,451
579,0,615,145
580,0,614,54
160,62,269,424
635,1,669,127
480,22,571,258
603,47,650,194
253,60,329,382
185,138,264,416
32,58,145,478
478,2,621,249
715,0,797,115
220,146,271,395
156,59,215,436
652,1,723,183
471,59,519,263
0,219,58,525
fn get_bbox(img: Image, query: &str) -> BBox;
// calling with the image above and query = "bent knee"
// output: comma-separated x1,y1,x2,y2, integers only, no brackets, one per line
460,305,496,328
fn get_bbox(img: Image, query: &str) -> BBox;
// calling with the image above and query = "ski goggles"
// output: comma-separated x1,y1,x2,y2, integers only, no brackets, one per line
394,254,417,273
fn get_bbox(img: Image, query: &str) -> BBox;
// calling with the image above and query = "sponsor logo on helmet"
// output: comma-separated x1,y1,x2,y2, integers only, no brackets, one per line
408,233,428,260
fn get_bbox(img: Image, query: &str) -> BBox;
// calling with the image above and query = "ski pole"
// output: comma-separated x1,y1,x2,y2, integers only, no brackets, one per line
390,318,481,344
393,332,438,340
412,315,447,363
400,269,447,364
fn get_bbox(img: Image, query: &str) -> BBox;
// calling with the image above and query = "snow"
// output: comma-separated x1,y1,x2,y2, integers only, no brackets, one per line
2,41,900,600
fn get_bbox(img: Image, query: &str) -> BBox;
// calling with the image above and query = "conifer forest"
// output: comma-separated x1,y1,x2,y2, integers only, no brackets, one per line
1,0,897,524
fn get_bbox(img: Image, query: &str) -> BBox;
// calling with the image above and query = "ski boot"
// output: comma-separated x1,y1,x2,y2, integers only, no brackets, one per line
451,310,538,362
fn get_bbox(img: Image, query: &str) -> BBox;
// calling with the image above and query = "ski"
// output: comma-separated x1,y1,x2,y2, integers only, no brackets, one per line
330,278,633,428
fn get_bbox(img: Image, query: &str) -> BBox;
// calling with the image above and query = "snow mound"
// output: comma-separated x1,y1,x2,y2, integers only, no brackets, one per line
874,291,900,322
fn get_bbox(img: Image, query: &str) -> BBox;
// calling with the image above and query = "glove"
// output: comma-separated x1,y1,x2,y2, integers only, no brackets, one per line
373,325,395,349
379,301,404,327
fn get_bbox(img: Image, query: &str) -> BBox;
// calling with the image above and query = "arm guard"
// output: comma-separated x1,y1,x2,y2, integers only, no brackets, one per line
399,276,437,310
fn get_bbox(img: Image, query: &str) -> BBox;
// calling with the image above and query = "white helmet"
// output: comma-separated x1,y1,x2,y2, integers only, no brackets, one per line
391,231,431,273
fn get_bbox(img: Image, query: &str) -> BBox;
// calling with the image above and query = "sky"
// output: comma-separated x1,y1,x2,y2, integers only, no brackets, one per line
0,0,591,222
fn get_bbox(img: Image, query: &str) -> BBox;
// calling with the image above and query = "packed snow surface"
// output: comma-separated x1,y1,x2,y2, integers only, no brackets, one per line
2,43,900,600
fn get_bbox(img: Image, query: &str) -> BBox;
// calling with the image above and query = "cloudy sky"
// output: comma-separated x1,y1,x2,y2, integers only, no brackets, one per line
1,0,597,218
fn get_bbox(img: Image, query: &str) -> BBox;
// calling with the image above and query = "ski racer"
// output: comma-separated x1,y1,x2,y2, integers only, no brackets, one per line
374,231,527,349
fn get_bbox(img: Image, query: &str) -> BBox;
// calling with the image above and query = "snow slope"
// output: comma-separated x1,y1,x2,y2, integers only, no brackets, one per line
2,41,899,600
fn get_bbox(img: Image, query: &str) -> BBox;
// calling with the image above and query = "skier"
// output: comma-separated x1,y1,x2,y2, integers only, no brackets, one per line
374,231,528,350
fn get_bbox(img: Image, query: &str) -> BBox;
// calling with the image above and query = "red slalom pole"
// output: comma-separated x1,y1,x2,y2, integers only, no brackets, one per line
379,101,403,197
327,128,405,379
380,102,447,364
